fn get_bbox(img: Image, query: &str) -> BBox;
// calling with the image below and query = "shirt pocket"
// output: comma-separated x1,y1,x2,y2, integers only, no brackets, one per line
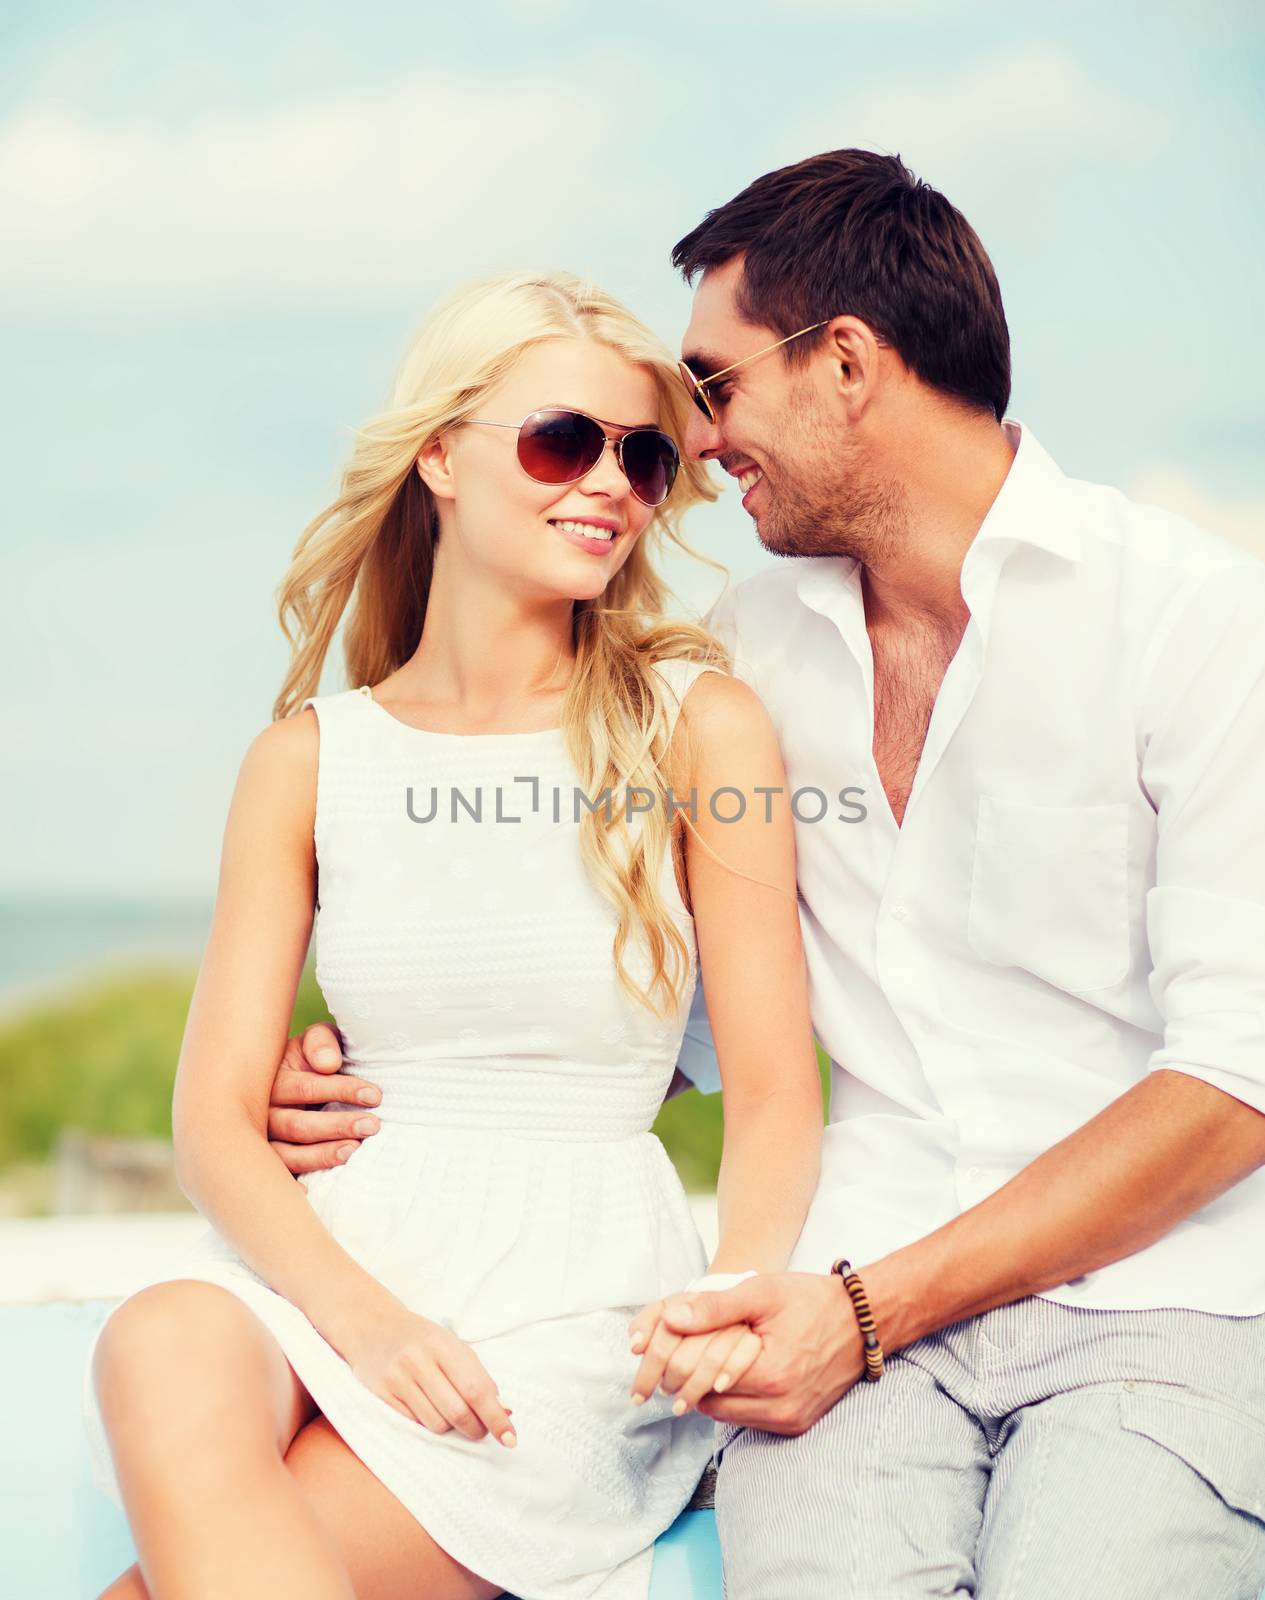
1118,1384,1265,1525
967,795,1130,994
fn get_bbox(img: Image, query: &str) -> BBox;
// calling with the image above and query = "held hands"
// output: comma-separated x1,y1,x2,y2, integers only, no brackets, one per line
269,1032,860,1439
627,1271,762,1417
640,1271,867,1436
342,1300,518,1449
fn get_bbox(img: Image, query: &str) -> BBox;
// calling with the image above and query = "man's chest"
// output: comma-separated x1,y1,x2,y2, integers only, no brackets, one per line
759,594,1153,1009
869,623,965,828
757,572,1148,842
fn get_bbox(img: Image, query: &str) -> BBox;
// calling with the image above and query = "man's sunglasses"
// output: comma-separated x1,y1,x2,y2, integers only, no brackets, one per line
466,407,680,508
677,319,835,425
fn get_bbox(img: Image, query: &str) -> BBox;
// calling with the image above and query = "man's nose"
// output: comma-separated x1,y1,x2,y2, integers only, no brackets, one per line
683,405,723,462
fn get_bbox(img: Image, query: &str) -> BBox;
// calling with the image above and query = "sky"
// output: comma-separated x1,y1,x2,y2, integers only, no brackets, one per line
3,0,1263,901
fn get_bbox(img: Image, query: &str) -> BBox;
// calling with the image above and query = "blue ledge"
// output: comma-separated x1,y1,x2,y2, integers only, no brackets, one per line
2,1299,723,1600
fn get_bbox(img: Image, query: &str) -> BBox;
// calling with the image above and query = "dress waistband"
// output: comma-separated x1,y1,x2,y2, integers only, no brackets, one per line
331,1057,671,1143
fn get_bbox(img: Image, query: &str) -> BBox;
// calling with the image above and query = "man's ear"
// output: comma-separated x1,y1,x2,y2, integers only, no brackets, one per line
416,431,456,502
824,316,882,406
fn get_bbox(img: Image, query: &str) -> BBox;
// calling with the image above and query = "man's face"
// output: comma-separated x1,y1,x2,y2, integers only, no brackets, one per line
680,256,898,562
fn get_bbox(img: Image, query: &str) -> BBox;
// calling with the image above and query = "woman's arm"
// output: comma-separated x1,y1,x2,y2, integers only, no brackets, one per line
672,671,823,1275
170,708,405,1354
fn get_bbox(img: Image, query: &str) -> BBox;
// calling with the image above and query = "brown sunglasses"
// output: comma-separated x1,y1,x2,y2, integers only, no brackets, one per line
677,320,833,425
467,407,679,507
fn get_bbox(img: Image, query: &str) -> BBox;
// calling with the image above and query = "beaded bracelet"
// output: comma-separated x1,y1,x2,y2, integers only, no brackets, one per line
830,1258,885,1382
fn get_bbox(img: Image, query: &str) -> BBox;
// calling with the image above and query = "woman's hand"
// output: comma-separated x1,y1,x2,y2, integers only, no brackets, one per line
342,1302,517,1448
627,1296,762,1416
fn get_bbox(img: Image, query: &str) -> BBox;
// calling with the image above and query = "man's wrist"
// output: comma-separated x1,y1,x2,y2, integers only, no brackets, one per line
839,1252,926,1357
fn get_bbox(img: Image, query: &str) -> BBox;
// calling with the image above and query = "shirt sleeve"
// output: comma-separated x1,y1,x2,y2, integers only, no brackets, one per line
1138,560,1265,1115
674,977,723,1095
704,578,772,701
702,584,737,648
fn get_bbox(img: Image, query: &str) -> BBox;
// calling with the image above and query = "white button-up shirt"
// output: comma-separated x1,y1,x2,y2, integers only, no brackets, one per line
676,419,1265,1314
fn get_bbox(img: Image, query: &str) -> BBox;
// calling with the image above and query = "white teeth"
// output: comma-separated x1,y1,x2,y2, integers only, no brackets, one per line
737,468,764,493
553,519,615,540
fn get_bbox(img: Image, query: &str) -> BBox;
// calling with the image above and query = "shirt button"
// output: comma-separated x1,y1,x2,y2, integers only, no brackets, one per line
890,904,908,921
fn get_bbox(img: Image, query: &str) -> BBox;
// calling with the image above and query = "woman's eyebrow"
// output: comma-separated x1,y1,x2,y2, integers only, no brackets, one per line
590,414,660,432
542,405,659,432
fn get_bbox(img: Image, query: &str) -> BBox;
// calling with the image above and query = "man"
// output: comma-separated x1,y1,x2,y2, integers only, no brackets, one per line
267,151,1265,1597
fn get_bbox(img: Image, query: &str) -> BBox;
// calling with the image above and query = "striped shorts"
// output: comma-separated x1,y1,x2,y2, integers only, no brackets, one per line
712,1296,1265,1599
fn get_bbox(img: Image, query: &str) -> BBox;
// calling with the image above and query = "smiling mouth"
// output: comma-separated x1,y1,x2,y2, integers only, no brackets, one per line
736,467,764,494
549,519,618,542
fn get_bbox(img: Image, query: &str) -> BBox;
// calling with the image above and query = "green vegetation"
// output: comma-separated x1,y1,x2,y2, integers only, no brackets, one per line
0,964,830,1195
0,964,328,1173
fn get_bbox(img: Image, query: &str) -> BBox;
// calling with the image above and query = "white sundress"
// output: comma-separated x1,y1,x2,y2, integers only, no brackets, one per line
81,658,727,1600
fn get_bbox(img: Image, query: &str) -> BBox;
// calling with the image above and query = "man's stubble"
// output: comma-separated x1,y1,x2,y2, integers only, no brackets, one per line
755,379,909,568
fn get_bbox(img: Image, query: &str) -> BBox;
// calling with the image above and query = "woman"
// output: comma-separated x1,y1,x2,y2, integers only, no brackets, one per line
81,271,823,1600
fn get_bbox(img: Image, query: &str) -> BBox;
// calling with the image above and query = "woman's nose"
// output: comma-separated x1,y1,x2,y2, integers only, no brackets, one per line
580,439,632,498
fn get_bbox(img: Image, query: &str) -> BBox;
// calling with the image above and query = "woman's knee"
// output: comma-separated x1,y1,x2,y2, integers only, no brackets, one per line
92,1279,310,1455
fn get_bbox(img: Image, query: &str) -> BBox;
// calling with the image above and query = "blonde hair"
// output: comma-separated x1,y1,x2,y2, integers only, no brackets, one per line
274,269,740,1020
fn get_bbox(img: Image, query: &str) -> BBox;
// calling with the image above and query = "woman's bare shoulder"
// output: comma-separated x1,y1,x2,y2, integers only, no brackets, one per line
667,667,782,793
243,703,319,768
232,705,320,834
678,668,778,749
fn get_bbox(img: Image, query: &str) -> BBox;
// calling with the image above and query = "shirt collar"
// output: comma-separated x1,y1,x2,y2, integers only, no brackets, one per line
971,419,1080,564
795,419,1080,617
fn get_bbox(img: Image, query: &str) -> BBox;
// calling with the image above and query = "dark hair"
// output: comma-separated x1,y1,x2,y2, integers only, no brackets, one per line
671,149,1011,422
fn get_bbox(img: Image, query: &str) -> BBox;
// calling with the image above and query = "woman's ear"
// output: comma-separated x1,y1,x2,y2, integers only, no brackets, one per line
415,431,456,502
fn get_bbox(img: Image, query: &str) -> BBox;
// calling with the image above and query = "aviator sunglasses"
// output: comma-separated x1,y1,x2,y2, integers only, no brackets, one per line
678,317,887,425
466,407,680,508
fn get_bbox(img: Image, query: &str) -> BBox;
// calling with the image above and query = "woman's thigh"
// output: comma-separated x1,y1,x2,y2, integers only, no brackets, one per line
283,1414,504,1600
91,1278,318,1463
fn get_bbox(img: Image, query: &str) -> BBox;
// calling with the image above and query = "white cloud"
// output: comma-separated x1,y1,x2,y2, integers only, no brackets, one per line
786,44,1167,182
0,69,661,311
1126,465,1265,560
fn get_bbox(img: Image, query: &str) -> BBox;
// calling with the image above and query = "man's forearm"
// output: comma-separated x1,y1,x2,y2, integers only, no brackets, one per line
865,1069,1265,1353
175,1120,403,1351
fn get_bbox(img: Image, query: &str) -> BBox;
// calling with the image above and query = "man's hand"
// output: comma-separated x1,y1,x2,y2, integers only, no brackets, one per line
659,1271,863,1435
267,1021,383,1176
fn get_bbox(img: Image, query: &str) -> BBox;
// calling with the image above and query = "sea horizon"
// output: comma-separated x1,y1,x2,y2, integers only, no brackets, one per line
0,892,216,1019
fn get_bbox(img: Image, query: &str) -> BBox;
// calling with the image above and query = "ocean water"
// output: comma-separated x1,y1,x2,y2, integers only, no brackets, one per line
0,895,214,1017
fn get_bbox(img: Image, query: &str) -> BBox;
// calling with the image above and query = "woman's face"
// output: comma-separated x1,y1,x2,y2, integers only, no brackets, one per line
428,337,662,601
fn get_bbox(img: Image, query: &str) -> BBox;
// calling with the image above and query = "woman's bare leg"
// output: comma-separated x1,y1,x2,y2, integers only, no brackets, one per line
283,1413,505,1600
91,1278,352,1600
96,1413,506,1600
